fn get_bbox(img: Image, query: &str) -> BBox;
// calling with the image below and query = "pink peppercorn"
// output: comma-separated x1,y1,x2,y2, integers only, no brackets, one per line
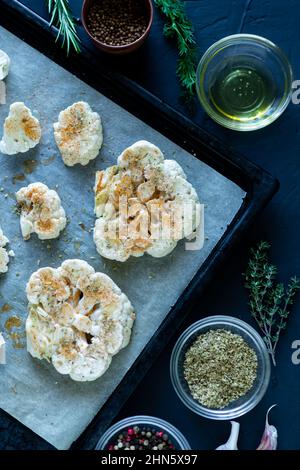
106,425,176,450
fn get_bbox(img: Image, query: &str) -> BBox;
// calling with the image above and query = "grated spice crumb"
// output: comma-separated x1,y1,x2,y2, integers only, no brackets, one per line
183,329,258,409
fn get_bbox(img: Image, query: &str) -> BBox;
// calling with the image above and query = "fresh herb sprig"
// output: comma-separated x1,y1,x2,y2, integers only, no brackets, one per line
244,241,300,366
154,0,198,99
48,0,81,55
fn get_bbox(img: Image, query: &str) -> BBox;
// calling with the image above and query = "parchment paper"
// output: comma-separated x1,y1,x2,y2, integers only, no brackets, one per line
0,26,245,449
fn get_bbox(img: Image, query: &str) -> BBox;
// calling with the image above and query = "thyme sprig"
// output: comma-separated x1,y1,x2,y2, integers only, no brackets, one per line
48,0,81,55
154,0,198,99
244,241,300,366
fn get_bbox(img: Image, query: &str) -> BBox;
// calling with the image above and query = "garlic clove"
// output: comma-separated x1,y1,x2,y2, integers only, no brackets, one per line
216,421,240,450
257,405,278,450
0,50,10,80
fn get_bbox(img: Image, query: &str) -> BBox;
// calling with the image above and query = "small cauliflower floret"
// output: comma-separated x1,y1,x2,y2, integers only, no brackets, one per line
0,102,41,155
0,226,11,274
15,182,66,240
0,50,10,80
93,140,202,262
25,259,135,382
53,101,103,167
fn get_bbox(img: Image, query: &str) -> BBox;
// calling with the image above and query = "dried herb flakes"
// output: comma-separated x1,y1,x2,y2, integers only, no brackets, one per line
184,329,257,409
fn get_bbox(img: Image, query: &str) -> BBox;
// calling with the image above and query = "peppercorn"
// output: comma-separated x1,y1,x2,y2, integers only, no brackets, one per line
106,425,176,450
87,0,148,47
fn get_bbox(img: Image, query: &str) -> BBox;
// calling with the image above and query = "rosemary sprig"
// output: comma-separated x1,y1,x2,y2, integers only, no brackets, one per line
154,0,198,99
48,0,81,55
244,241,300,366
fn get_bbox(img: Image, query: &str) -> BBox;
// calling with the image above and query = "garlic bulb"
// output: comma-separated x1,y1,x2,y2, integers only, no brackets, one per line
0,50,10,80
216,421,240,450
257,405,278,450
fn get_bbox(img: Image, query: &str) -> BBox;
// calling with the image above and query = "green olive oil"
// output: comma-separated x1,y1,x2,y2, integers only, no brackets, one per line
209,64,276,122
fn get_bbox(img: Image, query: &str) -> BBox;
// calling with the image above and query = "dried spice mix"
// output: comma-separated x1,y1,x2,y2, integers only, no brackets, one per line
107,425,175,450
184,329,258,409
87,0,148,47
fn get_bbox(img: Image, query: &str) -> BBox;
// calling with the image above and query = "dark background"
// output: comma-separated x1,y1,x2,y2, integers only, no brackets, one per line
1,0,300,450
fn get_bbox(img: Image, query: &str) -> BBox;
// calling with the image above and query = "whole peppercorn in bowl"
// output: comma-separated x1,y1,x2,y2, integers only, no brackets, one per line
95,416,191,450
82,0,153,55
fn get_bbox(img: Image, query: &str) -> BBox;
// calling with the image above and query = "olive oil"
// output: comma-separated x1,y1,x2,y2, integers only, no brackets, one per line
209,61,276,122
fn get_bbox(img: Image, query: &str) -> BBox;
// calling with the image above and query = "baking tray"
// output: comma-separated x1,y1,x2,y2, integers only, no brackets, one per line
0,0,278,450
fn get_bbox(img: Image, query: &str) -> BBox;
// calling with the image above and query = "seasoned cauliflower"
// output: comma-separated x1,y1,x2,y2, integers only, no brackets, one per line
0,332,5,364
26,259,135,381
0,226,10,273
53,101,103,166
0,102,41,155
16,182,67,240
0,50,10,80
94,140,201,262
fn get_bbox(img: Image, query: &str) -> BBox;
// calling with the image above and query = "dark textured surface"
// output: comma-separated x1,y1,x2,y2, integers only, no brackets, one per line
1,0,300,450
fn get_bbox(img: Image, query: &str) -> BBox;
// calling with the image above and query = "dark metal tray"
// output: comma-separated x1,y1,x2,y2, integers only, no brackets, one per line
0,0,278,450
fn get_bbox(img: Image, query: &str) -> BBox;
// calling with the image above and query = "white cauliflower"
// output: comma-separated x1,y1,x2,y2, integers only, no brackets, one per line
0,226,10,274
16,182,67,240
0,102,41,155
94,140,201,262
0,50,10,80
53,101,103,166
26,259,135,382
0,332,5,364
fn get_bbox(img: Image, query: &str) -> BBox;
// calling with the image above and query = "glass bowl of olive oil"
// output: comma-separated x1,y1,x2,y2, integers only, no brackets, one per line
196,34,293,131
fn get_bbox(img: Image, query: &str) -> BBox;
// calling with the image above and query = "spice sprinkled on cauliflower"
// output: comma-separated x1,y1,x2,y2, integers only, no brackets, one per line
16,182,67,240
53,101,103,166
0,50,10,80
0,226,12,274
0,102,41,155
94,140,201,262
26,259,135,381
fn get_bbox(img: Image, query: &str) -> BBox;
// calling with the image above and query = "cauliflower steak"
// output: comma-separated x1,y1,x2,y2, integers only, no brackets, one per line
0,102,41,155
0,49,10,80
26,259,135,381
53,101,103,166
16,182,67,240
0,226,10,273
94,140,201,262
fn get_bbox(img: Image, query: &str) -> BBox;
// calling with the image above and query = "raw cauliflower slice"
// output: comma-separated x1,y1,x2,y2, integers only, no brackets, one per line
0,332,5,364
53,101,103,166
93,140,202,262
16,182,67,240
0,102,41,155
26,259,135,382
0,226,10,273
0,50,10,80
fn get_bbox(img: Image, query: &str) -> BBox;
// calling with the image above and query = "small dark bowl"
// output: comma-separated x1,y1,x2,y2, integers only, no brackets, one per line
81,0,153,55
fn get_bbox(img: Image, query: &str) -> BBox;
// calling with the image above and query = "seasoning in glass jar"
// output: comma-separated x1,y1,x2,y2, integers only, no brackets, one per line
106,425,176,450
87,0,148,46
183,329,258,409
